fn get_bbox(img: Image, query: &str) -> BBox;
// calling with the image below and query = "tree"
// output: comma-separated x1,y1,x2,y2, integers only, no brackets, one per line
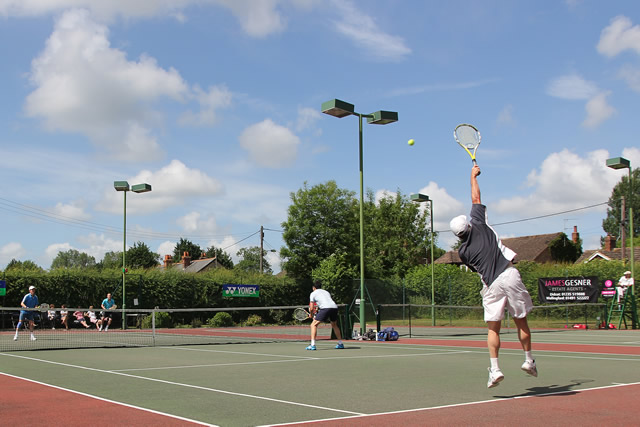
205,245,234,269
364,190,433,278
280,181,359,280
5,259,43,271
127,242,160,269
549,233,583,263
602,167,640,245
235,246,272,274
173,238,203,263
99,251,122,270
312,251,357,303
50,249,97,269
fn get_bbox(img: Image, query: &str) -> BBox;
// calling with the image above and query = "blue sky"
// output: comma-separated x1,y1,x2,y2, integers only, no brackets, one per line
1,0,639,273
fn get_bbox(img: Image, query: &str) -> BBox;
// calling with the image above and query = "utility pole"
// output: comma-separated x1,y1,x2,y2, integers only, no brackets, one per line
622,196,627,262
260,225,264,274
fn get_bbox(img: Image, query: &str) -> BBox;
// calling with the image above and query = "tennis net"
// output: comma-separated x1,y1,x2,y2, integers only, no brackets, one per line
0,305,347,352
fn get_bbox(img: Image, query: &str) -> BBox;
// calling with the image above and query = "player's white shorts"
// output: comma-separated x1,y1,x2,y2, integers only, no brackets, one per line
480,267,533,322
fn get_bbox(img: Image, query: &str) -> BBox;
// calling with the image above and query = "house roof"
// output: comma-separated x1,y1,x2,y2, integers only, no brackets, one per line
576,247,640,264
158,256,220,273
435,232,564,265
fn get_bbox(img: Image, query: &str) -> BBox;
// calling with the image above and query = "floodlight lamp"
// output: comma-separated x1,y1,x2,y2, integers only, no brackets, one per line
131,183,152,193
367,110,398,125
114,181,130,191
606,157,631,170
321,99,355,118
410,193,430,203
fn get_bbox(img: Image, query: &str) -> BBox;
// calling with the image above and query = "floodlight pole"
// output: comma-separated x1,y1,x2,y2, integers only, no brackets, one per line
114,181,152,329
321,99,398,336
411,193,435,326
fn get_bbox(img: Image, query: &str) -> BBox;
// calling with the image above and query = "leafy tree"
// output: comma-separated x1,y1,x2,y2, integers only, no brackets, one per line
205,245,234,269
173,238,203,263
549,233,583,263
281,181,359,280
99,251,122,270
602,167,640,244
364,190,433,278
235,246,272,274
127,241,160,269
312,251,357,303
5,259,43,271
50,249,96,270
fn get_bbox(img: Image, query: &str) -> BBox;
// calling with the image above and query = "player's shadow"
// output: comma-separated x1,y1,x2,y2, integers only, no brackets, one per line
494,379,594,399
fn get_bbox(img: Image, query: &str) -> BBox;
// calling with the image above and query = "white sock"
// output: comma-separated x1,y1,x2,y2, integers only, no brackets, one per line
490,358,500,370
310,340,315,346
338,340,342,345
525,351,534,362
105,326,108,331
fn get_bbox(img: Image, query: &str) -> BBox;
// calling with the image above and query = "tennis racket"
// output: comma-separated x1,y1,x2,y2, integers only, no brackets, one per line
453,124,481,171
293,307,311,321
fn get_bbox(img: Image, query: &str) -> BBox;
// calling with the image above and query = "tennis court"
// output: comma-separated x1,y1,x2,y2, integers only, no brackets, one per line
2,321,640,426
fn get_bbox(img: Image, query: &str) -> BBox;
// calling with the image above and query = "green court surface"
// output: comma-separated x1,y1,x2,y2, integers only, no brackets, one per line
2,328,640,426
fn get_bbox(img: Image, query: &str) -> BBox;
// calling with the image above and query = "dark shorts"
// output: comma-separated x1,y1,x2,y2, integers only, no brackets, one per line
19,311,35,321
314,307,338,323
102,312,112,319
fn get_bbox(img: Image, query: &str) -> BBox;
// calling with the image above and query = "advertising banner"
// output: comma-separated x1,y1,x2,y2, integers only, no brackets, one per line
538,276,599,303
222,284,259,298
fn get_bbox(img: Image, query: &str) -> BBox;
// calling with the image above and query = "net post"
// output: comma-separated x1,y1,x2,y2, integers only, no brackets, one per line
376,305,381,332
152,308,156,347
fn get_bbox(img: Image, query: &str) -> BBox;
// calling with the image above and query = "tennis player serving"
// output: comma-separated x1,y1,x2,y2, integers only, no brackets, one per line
306,281,344,350
450,165,537,388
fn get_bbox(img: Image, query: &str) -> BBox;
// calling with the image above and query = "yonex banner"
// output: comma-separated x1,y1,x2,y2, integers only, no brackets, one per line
0,280,5,296
223,284,259,298
538,276,600,303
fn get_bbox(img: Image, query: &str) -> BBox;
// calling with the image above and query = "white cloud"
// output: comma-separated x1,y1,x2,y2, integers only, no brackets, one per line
295,106,321,132
179,85,233,126
546,74,599,100
617,65,640,92
596,15,640,58
582,91,615,128
177,211,219,234
96,159,224,214
374,189,396,204
44,242,73,264
215,0,286,37
0,242,27,266
157,241,176,258
24,9,191,161
51,200,91,221
239,119,300,168
330,0,411,62
493,149,617,217
497,104,515,126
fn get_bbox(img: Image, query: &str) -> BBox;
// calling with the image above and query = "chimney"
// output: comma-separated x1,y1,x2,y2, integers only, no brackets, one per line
604,235,615,251
572,226,579,244
182,251,191,268
163,254,173,269
201,252,207,259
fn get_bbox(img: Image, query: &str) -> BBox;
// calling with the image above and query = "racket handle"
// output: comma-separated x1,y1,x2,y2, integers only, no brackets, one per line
472,159,481,175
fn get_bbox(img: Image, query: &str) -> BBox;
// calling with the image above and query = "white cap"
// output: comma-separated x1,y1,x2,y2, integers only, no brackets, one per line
624,271,631,275
29,285,36,290
450,215,470,236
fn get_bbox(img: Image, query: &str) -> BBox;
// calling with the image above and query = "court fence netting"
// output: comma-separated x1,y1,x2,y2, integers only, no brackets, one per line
375,303,609,337
0,305,350,352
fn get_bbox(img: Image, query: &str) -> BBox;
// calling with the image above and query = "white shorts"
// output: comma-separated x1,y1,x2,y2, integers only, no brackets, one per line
480,267,533,322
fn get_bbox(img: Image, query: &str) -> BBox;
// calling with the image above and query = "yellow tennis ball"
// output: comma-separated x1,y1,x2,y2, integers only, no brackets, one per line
408,139,415,146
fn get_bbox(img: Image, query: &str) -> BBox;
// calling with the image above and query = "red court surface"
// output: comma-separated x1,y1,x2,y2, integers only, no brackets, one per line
0,373,207,426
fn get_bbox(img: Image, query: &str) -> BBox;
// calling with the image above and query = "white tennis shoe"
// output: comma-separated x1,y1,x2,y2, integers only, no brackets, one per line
487,368,504,388
521,359,538,377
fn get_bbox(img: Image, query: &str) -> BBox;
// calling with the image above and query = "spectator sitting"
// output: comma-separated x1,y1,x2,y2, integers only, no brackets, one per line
47,304,58,329
73,309,90,329
86,306,102,330
60,304,69,330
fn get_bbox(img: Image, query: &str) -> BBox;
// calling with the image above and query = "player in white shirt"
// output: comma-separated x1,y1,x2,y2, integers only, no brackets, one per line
306,281,344,350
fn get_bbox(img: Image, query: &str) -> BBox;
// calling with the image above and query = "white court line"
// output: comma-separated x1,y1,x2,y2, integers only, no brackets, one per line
258,381,640,426
0,372,217,427
0,353,363,416
113,350,472,372
158,345,319,359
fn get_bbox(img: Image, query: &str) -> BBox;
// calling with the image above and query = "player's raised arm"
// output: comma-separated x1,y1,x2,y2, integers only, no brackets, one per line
471,165,481,204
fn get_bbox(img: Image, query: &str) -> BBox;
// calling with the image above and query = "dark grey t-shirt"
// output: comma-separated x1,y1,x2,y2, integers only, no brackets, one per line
458,204,516,287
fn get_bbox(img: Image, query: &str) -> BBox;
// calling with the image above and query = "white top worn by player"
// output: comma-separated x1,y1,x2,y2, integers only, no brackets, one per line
306,281,343,351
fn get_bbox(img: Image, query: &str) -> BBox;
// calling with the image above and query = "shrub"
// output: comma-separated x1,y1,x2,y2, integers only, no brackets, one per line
244,314,262,326
141,311,172,328
207,312,233,327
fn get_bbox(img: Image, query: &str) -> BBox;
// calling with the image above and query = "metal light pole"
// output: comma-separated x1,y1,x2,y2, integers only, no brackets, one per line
411,193,435,326
606,157,636,329
321,99,398,335
114,181,152,329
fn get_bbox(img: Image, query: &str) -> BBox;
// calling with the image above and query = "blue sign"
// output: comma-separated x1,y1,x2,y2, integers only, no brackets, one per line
0,280,5,296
